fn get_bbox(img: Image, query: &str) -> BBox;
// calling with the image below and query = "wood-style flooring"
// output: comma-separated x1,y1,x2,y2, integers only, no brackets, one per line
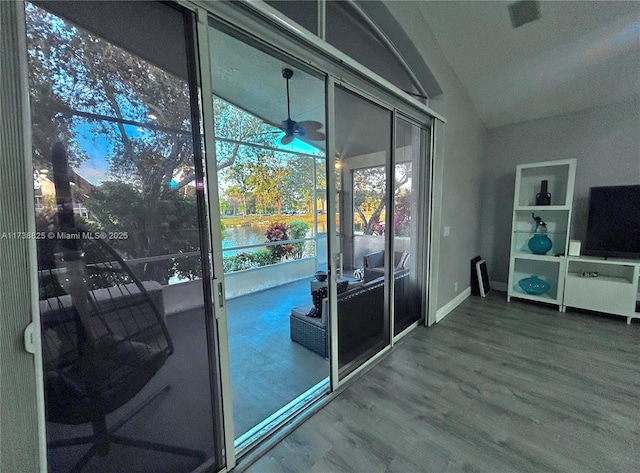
243,292,640,473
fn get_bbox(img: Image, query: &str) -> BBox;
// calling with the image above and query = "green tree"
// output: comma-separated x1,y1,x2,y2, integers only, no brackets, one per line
353,163,411,235
353,166,387,235
284,156,316,212
224,185,245,215
87,182,201,283
247,154,291,214
26,4,278,282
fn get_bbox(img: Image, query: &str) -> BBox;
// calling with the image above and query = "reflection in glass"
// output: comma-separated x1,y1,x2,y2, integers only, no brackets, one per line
334,86,392,378
393,118,425,335
26,3,222,471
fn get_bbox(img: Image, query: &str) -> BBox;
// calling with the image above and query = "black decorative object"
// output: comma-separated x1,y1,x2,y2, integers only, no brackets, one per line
536,179,551,205
314,270,327,282
470,255,482,296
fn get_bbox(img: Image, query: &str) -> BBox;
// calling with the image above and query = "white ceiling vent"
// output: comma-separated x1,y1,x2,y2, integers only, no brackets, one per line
508,0,541,28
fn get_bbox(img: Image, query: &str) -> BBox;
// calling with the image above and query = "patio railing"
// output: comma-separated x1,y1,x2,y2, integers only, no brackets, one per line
121,234,327,312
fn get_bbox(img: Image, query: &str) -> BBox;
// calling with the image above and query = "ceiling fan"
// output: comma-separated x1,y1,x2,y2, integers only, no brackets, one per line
278,68,325,145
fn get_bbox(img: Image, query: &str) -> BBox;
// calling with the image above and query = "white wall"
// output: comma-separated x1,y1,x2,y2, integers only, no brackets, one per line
385,2,488,314
482,99,640,285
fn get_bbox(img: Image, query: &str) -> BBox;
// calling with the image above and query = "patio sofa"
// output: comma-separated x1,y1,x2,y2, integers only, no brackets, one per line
362,250,409,283
289,277,387,359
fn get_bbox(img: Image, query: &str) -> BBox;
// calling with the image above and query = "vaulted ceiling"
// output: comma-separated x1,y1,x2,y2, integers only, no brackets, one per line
415,1,640,128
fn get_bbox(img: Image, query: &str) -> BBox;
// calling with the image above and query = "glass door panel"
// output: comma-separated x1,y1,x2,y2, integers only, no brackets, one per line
26,2,224,472
334,86,392,379
207,23,330,445
393,118,428,335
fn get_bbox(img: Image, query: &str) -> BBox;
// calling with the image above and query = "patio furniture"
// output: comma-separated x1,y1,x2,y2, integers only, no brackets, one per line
290,280,349,357
290,278,389,360
363,250,409,283
40,235,206,471
290,301,329,357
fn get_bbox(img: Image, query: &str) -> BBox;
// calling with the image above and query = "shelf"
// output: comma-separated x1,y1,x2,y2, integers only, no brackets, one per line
512,209,569,235
514,205,571,211
513,231,567,235
512,252,565,261
511,258,563,302
566,258,638,284
515,160,575,207
564,258,640,319
509,159,575,311
567,256,640,265
510,285,559,303
566,273,634,285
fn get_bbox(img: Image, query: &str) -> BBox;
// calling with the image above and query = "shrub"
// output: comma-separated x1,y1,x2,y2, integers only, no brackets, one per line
222,249,279,273
251,248,279,266
289,220,310,259
265,221,294,260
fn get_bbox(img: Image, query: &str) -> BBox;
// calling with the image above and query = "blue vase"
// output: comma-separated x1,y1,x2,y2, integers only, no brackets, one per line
528,233,552,255
518,275,550,295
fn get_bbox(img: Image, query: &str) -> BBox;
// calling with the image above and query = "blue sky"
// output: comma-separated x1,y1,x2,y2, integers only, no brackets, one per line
74,120,325,188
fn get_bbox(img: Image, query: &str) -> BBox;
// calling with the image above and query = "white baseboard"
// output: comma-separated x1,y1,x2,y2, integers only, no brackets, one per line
436,287,471,322
491,281,508,292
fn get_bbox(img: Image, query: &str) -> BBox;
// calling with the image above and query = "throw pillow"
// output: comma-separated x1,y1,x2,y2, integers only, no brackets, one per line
307,287,328,318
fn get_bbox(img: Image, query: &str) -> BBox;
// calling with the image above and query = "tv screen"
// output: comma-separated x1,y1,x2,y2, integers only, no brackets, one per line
584,185,640,259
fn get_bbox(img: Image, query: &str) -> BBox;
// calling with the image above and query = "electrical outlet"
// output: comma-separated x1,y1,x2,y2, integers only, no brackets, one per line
454,281,458,292
443,225,451,237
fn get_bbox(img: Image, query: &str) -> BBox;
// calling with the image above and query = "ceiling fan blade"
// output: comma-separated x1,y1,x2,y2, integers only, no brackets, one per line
296,121,323,131
295,121,325,141
281,134,295,145
301,129,325,141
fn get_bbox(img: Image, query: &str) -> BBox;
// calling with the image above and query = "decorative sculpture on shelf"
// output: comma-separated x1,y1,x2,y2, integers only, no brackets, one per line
528,213,553,255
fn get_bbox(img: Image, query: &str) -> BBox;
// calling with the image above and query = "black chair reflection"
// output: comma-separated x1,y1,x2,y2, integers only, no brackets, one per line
39,235,205,472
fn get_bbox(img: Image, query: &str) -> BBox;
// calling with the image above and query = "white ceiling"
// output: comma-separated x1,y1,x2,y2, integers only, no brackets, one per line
210,27,325,133
415,1,640,129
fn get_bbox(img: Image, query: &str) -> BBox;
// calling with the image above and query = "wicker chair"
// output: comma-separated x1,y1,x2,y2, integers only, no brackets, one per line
40,142,205,472
289,281,348,357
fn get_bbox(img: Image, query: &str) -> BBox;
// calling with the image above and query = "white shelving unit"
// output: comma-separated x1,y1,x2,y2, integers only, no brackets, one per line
563,257,640,324
507,159,576,310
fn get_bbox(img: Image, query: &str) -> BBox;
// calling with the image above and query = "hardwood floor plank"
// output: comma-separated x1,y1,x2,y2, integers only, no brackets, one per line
243,293,640,473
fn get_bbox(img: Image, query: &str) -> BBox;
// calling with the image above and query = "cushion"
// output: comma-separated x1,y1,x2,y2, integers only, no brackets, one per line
364,251,384,269
306,281,349,318
291,305,326,328
396,252,409,269
307,287,328,317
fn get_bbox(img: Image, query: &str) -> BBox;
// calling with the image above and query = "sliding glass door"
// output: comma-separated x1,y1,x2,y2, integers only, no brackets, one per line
332,85,393,379
393,117,429,336
26,2,225,472
206,21,331,449
25,3,433,468
330,87,430,381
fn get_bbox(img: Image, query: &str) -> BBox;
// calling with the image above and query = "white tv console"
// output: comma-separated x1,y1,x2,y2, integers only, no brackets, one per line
562,256,640,324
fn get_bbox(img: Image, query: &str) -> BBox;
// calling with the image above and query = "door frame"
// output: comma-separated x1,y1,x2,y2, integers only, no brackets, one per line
194,7,236,471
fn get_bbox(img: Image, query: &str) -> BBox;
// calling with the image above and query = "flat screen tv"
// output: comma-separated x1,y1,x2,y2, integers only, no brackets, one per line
584,185,640,259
